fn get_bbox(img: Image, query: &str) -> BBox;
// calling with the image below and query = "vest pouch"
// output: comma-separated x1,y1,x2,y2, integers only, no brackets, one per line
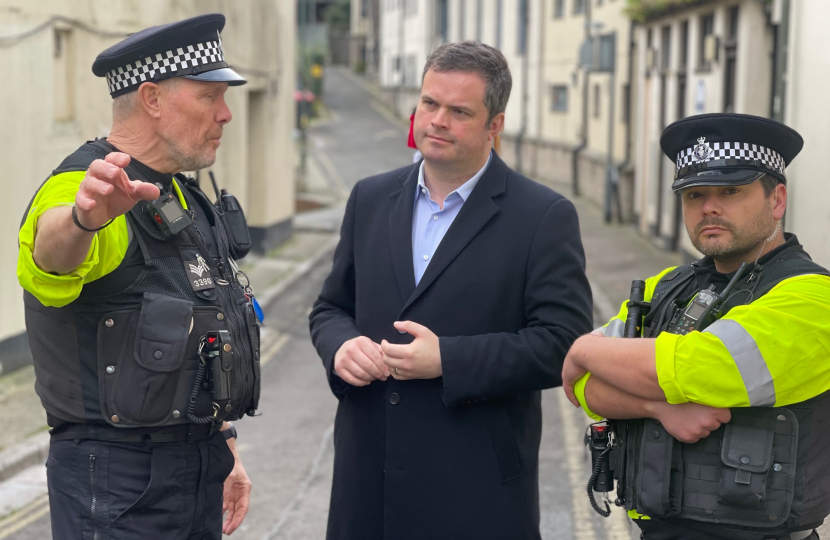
98,293,193,426
244,301,262,412
217,192,251,259
719,423,774,508
635,419,683,518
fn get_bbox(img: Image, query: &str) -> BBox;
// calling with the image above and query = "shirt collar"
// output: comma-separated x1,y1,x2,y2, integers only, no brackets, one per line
417,151,493,203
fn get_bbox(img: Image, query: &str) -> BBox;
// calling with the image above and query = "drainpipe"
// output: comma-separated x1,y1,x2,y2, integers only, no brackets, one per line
573,0,592,197
516,0,530,174
614,19,637,223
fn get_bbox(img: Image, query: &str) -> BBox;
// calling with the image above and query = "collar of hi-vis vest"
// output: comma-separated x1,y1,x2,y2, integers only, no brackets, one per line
693,233,802,288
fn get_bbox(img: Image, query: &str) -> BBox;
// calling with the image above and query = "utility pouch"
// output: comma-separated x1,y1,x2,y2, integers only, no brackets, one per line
719,423,774,508
635,419,683,518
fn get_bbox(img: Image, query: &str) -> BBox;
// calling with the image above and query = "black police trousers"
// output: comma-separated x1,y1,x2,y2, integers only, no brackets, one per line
637,519,820,540
46,432,235,539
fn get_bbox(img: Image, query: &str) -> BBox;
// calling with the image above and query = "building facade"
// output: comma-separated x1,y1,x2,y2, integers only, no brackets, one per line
1,0,296,371
376,0,635,215
350,0,380,76
781,0,830,267
632,0,775,256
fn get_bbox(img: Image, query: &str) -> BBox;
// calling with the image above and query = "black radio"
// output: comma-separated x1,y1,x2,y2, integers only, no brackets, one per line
669,262,747,335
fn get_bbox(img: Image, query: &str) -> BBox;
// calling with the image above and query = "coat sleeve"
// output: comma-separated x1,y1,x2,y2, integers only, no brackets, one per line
308,183,363,398
439,197,594,407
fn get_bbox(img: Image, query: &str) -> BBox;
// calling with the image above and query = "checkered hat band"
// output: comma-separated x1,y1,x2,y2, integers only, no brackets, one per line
105,40,225,94
675,142,786,176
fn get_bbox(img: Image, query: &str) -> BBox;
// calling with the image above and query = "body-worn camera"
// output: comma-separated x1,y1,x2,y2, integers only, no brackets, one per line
146,189,192,238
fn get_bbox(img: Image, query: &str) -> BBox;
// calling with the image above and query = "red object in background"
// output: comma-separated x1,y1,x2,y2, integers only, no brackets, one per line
407,113,418,149
294,89,316,103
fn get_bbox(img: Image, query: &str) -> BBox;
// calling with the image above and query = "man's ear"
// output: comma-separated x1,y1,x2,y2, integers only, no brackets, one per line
136,82,162,119
771,183,788,221
487,112,505,141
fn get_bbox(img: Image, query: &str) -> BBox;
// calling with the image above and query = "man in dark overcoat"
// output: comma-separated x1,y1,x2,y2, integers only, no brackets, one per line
309,41,594,540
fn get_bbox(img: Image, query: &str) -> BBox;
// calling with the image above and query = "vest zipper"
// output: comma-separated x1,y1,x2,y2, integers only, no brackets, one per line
89,454,99,540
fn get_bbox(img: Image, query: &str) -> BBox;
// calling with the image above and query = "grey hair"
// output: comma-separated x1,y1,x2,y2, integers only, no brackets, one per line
422,41,512,127
111,78,181,122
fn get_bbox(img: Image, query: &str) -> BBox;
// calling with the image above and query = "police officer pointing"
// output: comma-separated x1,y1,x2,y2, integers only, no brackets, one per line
562,114,830,540
17,14,260,539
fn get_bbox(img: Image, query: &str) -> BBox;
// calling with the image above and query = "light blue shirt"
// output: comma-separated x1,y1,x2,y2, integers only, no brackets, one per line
411,153,492,285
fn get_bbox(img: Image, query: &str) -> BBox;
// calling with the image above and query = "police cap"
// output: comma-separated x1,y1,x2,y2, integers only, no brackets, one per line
92,13,246,98
660,113,803,192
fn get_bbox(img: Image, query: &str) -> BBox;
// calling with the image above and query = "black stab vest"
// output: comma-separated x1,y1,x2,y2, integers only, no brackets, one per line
614,240,830,537
23,141,261,429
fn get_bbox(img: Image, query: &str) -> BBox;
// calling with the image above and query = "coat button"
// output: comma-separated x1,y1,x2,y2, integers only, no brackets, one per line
740,456,750,465
171,410,181,419
154,351,163,359
105,319,114,328
106,365,115,375
111,415,120,424
223,344,232,352
389,393,401,405
217,313,225,321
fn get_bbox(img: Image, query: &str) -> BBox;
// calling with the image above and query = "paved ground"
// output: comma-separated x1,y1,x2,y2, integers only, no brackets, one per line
2,66,825,539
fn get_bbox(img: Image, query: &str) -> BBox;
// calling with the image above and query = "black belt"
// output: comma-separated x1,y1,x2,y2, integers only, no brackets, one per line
50,422,219,443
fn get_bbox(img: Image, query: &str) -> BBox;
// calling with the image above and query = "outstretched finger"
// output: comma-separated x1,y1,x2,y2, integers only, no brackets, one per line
104,151,131,169
129,179,161,201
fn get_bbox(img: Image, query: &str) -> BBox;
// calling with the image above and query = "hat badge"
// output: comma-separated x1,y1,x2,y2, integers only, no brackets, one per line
693,137,712,161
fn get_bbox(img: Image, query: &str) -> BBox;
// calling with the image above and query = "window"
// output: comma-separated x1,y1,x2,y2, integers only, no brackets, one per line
551,85,568,111
459,0,466,40
554,0,564,18
436,0,449,42
518,0,529,54
724,6,739,112
728,5,739,41
496,0,504,49
476,0,483,42
660,25,671,72
677,20,689,119
53,28,75,122
698,13,715,70
621,83,630,123
679,20,689,70
574,0,585,14
593,83,601,118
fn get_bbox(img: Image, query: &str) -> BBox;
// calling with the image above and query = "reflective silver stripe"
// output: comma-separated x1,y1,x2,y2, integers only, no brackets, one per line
605,318,625,338
704,319,776,406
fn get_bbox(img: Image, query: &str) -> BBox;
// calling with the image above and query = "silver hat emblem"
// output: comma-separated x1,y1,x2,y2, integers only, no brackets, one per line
692,136,712,161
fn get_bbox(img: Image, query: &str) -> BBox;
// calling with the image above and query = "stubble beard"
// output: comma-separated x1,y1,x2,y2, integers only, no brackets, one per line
690,204,776,263
159,120,217,172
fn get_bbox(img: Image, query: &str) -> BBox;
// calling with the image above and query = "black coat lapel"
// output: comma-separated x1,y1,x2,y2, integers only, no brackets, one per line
400,153,507,315
388,164,420,303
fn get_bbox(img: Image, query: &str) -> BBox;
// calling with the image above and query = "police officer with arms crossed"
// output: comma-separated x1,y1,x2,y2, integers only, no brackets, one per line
17,14,261,539
562,113,830,540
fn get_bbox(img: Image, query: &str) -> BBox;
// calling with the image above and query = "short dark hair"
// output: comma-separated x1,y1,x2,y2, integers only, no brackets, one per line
422,41,512,127
758,174,781,197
